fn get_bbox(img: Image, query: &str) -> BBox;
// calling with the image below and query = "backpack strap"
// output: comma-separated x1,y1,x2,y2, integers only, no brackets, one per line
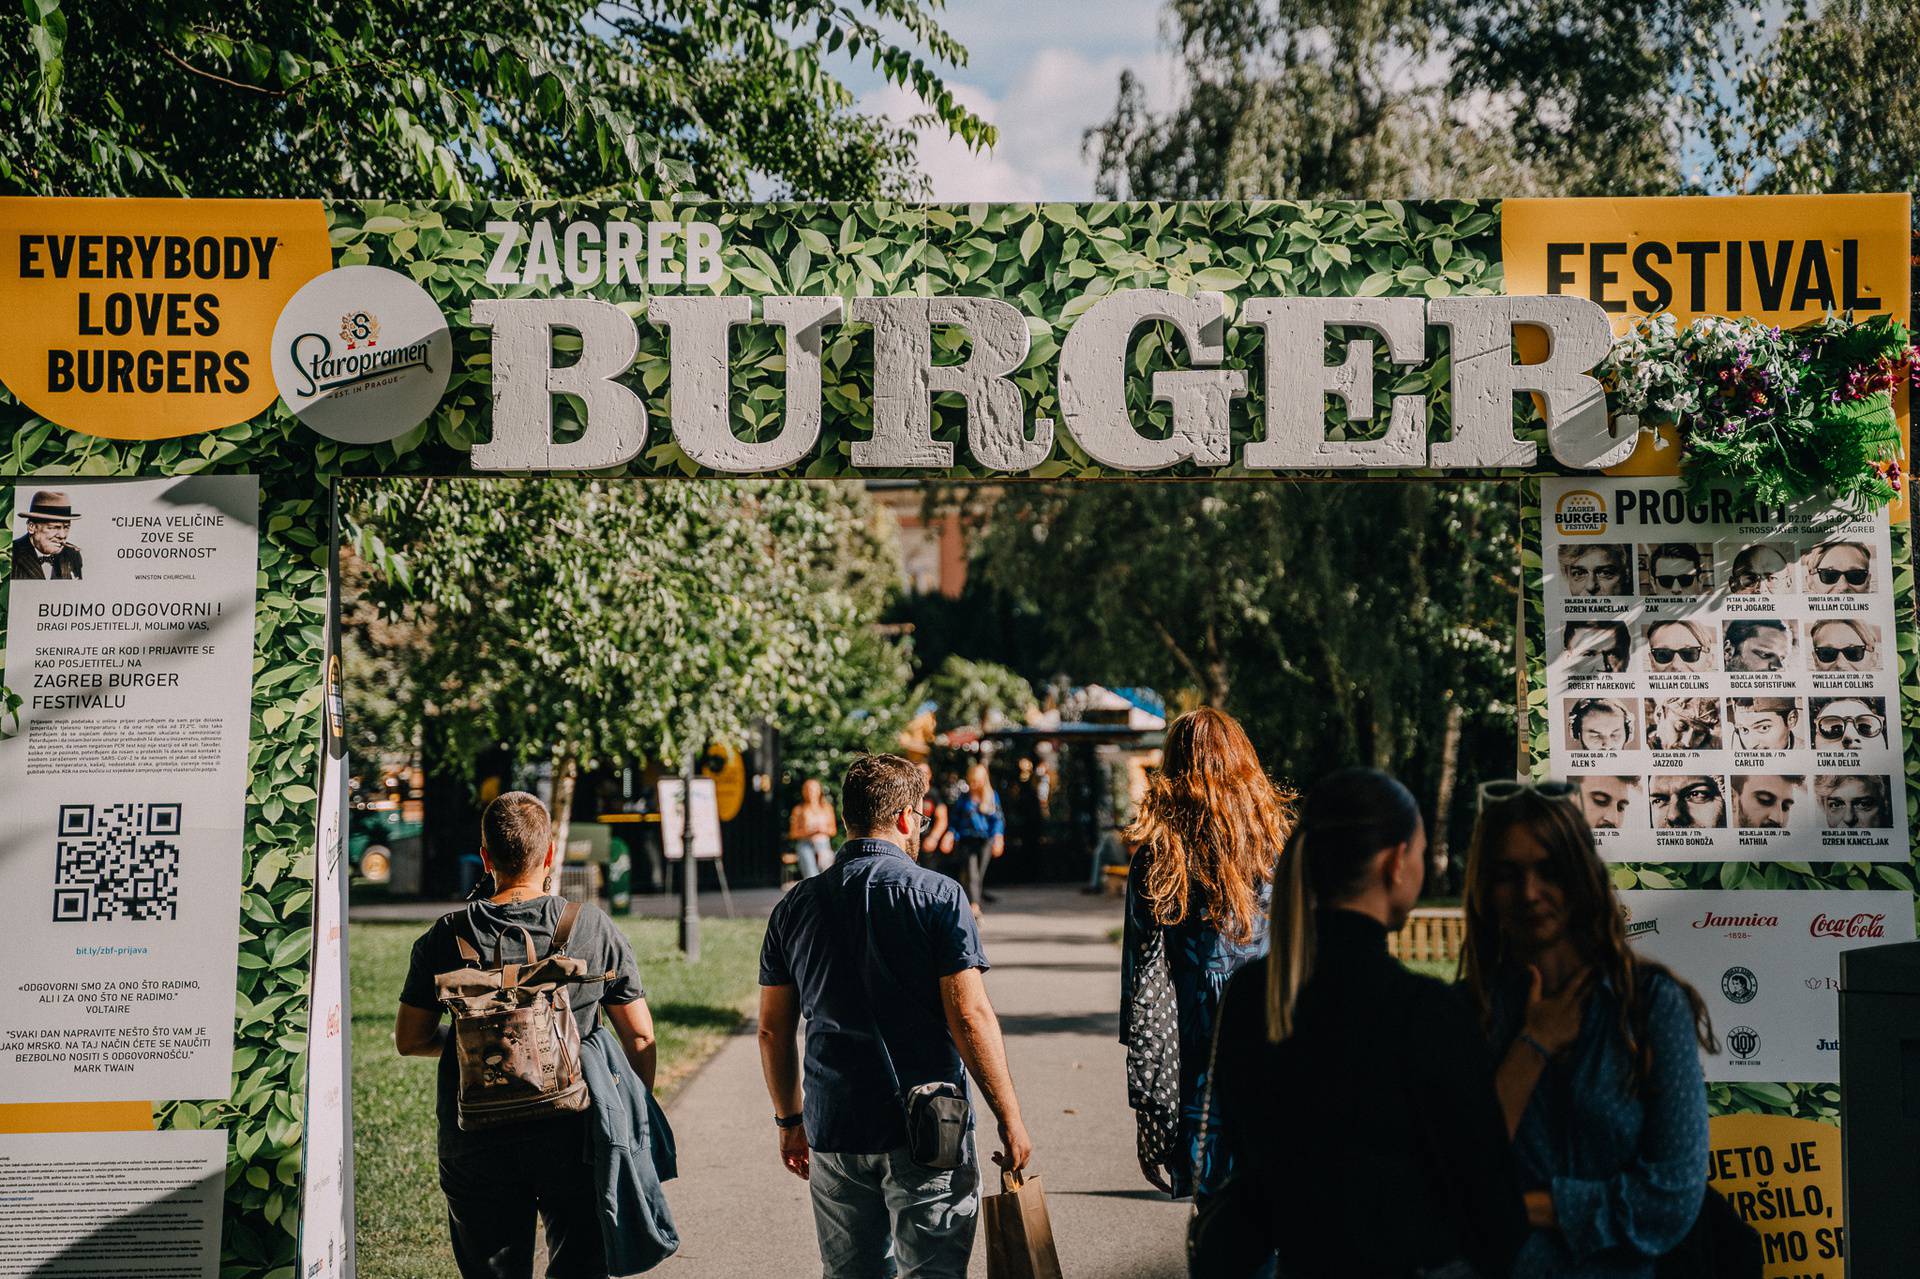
552,899,583,954
452,908,484,965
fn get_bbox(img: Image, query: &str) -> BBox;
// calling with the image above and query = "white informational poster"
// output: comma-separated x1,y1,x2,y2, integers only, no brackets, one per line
658,776,724,860
0,1128,226,1277
298,625,353,1279
1619,889,1915,1082
1541,476,1906,863
0,477,258,1101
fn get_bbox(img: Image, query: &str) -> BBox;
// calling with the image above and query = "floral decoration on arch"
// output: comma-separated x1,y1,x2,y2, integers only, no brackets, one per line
1598,312,1915,510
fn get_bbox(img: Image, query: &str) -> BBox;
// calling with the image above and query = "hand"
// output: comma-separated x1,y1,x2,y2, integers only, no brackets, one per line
992,1115,1032,1176
1523,1189,1557,1229
778,1124,811,1181
1522,965,1593,1055
991,837,1006,860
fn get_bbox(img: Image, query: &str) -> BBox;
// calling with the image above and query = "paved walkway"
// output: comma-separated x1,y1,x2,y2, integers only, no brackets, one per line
658,884,1190,1278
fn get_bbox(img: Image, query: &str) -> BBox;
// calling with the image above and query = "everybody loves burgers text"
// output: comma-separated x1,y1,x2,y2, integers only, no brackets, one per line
19,233,283,396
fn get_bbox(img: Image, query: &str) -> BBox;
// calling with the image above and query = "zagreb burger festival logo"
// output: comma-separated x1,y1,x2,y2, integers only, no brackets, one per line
271,266,451,444
1553,489,1609,538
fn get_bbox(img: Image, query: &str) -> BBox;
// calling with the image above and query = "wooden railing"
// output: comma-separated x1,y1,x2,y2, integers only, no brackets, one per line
1387,907,1466,967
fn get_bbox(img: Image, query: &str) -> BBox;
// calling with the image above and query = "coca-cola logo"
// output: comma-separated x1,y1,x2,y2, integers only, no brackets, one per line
1810,912,1886,939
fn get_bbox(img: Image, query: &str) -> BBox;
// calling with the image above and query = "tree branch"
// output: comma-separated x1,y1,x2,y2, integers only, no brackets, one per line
160,47,288,98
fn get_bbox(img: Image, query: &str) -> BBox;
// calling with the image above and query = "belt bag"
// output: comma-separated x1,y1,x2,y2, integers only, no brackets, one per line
903,1079,970,1170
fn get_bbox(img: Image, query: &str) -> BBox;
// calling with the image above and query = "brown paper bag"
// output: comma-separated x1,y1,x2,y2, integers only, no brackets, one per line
984,1169,1065,1279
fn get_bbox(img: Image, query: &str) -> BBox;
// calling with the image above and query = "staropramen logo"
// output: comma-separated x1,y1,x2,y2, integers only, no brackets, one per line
271,265,450,443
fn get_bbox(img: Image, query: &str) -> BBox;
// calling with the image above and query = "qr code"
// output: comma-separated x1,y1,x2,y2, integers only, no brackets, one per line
53,803,183,922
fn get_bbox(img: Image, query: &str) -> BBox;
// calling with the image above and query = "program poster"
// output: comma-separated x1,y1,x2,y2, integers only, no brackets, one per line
1541,476,1906,863
1618,889,1914,1082
0,476,257,1102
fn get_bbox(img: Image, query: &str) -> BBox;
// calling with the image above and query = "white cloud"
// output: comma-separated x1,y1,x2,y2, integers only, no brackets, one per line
863,46,1181,201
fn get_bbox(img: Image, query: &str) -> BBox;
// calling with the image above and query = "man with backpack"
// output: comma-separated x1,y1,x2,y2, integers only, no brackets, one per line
757,753,1033,1278
395,791,657,1279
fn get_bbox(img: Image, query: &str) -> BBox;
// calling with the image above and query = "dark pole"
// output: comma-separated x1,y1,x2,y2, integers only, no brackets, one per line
678,748,701,962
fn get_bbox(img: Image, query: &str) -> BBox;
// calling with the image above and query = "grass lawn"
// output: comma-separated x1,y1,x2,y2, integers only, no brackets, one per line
348,915,767,1279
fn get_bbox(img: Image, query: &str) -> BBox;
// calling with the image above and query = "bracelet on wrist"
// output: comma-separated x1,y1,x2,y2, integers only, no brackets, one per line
1519,1031,1554,1062
774,1113,805,1129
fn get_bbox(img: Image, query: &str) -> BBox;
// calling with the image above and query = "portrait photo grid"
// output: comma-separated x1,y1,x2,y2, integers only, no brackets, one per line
1541,477,1907,864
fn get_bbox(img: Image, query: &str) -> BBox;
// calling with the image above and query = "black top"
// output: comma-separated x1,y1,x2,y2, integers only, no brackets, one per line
1202,909,1526,1279
758,838,989,1153
400,896,644,1156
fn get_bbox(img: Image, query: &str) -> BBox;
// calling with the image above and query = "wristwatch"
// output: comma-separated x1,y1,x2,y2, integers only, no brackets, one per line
774,1113,805,1129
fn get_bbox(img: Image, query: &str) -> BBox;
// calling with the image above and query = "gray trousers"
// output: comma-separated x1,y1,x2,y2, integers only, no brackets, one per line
808,1144,980,1279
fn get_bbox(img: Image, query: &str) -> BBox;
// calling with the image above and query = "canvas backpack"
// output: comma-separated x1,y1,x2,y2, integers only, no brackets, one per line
434,899,609,1131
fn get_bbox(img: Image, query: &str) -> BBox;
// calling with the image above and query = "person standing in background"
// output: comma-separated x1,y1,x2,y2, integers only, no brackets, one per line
916,761,950,863
788,778,838,879
946,762,1005,916
1121,707,1295,1200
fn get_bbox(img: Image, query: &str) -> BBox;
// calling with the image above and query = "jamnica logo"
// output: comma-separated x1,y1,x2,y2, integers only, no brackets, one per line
1810,912,1886,939
1693,911,1780,930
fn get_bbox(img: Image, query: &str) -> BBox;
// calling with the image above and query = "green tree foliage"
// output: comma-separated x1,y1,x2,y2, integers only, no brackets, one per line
919,654,1036,734
968,484,1513,792
0,0,992,199
346,477,913,847
1088,0,1731,201
1701,0,1920,200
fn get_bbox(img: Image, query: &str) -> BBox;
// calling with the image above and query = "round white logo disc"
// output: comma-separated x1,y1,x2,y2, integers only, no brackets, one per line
271,266,452,444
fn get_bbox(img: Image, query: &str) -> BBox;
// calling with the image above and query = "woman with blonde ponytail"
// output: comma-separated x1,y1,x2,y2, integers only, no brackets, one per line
1120,707,1294,1200
1190,769,1526,1279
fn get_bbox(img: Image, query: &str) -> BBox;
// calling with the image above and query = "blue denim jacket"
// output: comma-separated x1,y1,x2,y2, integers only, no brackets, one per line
1490,967,1708,1277
581,1026,680,1274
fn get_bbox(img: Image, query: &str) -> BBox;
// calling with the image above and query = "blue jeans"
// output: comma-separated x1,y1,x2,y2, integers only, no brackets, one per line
808,1144,980,1279
796,835,831,878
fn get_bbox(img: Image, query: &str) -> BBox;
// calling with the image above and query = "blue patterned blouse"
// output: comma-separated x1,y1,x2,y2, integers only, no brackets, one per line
1489,967,1709,1277
1120,859,1270,1199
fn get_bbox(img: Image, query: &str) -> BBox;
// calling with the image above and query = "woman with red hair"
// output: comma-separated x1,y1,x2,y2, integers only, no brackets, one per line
1120,706,1294,1199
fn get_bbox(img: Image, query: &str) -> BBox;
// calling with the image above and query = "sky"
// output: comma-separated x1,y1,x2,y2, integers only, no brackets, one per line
834,0,1181,201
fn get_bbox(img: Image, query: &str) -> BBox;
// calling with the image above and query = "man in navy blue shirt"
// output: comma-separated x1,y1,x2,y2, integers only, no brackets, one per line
758,754,1032,1277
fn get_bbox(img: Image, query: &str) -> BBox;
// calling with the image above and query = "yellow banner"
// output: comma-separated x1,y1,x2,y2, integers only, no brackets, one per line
0,198,332,441
1502,194,1912,517
0,1100,152,1133
1707,1113,1844,1279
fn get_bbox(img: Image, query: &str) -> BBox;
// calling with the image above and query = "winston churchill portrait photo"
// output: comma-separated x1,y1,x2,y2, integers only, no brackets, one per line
11,489,84,581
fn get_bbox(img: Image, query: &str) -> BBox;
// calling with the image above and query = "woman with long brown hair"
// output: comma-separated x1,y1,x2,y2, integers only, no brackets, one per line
1460,782,1716,1277
1120,706,1294,1199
